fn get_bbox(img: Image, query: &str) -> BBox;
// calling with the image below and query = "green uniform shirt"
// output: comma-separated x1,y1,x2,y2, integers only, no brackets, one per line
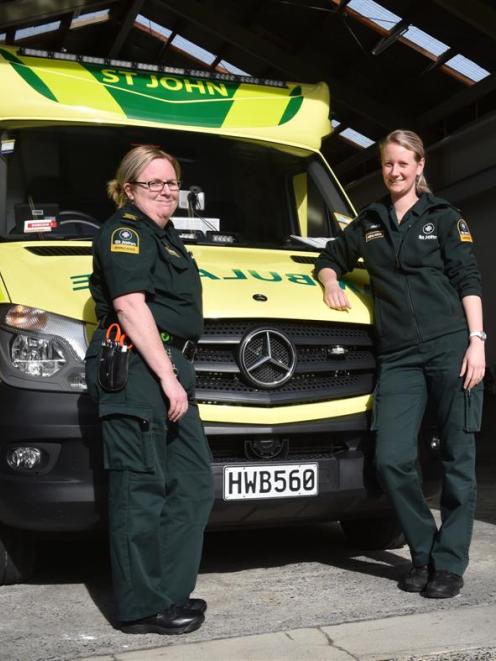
387,199,420,252
315,193,482,353
90,203,203,340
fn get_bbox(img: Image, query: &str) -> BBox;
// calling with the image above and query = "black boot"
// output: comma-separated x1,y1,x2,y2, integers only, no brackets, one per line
424,570,463,599
398,564,430,592
120,604,204,635
187,598,207,614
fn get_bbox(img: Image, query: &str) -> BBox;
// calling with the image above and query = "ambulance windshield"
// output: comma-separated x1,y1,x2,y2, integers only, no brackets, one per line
0,124,353,247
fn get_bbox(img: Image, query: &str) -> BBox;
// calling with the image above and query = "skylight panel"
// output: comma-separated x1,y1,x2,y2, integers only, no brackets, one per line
347,0,401,30
445,54,490,82
339,127,375,148
135,14,172,39
71,9,110,29
331,119,341,128
402,25,449,57
15,20,61,40
171,35,216,65
217,60,250,76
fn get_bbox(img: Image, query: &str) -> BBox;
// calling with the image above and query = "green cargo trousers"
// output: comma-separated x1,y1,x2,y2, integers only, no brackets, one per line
373,330,483,576
85,332,214,622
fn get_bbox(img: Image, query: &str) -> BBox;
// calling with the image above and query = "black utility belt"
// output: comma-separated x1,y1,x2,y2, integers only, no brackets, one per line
160,331,197,361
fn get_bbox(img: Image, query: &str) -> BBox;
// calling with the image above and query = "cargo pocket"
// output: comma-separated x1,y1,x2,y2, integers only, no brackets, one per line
464,383,484,432
99,404,156,473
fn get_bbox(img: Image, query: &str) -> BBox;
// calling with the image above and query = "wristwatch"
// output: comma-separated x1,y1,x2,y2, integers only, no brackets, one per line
469,330,487,341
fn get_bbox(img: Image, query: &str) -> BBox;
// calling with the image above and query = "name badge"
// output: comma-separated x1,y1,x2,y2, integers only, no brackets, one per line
365,230,384,242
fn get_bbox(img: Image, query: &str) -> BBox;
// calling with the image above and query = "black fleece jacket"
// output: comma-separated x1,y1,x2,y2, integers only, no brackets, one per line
314,193,481,353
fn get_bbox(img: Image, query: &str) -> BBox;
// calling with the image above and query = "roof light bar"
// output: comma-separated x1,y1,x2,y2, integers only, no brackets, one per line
18,47,287,88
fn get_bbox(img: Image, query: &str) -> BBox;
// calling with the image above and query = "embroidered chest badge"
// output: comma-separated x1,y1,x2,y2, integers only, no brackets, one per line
418,222,437,240
110,227,140,254
457,219,473,243
365,229,384,242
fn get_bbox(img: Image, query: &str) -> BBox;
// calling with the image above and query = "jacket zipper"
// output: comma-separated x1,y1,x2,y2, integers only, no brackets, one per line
396,224,423,343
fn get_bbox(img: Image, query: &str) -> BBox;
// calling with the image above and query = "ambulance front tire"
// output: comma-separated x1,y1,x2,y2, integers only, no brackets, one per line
340,515,405,550
0,524,36,585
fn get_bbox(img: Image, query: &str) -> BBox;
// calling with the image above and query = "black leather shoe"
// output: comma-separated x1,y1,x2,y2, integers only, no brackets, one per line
120,605,204,635
187,598,207,614
398,565,429,592
424,570,463,599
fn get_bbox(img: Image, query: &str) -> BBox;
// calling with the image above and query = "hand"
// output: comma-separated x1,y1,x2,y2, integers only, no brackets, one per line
323,281,352,311
460,339,485,390
160,374,189,422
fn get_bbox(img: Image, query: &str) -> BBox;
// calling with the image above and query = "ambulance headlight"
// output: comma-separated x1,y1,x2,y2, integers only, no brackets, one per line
0,304,88,392
7,447,43,471
11,334,67,377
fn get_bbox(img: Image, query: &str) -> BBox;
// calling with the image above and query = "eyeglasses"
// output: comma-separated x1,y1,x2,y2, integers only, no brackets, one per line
131,179,181,192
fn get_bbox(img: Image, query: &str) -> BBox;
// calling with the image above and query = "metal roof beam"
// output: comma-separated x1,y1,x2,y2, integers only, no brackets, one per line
154,0,407,129
107,0,145,58
333,142,377,177
432,0,496,42
417,73,496,128
0,0,118,29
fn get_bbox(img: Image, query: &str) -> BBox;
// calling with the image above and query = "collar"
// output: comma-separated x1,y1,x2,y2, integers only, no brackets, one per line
364,192,454,225
119,202,168,238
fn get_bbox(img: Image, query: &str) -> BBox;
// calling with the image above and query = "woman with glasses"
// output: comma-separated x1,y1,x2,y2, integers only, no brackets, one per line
85,145,214,635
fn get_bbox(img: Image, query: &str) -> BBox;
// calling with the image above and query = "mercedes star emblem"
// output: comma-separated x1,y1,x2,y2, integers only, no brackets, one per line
238,328,296,389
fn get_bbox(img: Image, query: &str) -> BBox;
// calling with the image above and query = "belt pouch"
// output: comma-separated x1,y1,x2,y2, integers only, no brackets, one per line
98,343,130,391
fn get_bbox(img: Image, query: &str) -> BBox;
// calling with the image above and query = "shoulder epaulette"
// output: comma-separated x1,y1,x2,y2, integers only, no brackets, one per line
121,211,139,221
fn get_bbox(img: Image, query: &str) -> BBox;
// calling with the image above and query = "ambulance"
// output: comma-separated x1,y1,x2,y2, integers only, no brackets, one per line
0,46,439,583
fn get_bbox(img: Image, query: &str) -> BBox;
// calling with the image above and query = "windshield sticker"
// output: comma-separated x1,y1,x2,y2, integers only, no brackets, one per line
24,218,57,233
0,137,15,154
111,227,140,254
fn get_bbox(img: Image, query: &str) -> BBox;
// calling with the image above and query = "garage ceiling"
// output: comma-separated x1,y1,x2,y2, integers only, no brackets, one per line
1,0,495,186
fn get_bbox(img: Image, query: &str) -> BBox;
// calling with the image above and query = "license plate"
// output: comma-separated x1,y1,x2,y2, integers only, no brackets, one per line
223,463,318,500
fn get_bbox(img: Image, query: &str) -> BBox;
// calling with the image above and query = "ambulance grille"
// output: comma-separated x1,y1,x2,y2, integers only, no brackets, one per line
194,319,375,407
25,246,92,256
290,255,317,264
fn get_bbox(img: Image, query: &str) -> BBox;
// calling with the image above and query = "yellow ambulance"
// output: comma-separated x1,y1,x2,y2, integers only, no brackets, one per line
0,46,439,583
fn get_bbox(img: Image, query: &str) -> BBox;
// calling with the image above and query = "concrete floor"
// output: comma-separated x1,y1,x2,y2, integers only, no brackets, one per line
1,395,495,661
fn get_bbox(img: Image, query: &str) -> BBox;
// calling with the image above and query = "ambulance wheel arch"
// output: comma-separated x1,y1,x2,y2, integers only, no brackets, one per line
0,524,35,585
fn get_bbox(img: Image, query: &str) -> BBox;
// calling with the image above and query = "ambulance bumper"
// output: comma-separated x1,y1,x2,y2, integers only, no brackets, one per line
0,384,440,532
